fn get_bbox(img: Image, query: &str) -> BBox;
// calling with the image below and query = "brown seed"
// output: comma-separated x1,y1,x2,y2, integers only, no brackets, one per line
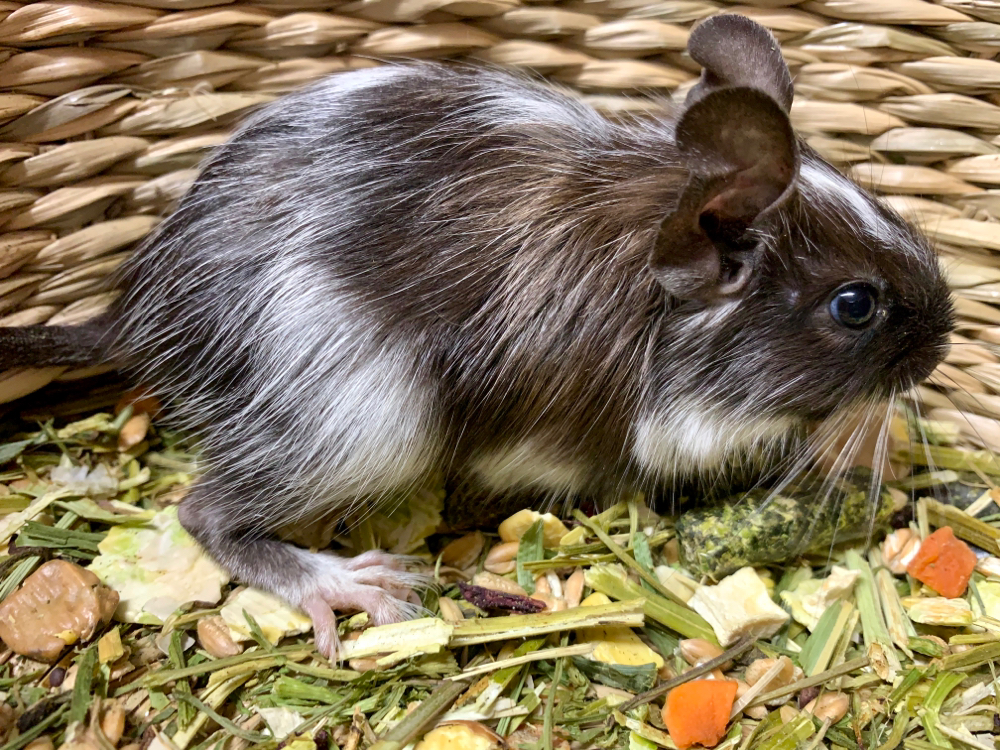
437,597,464,623
745,704,768,720
534,576,552,597
483,541,519,574
99,704,126,745
564,569,585,608
117,412,150,452
678,638,726,667
778,705,800,723
804,692,849,724
745,656,798,688
440,532,485,570
196,616,242,659
24,740,55,750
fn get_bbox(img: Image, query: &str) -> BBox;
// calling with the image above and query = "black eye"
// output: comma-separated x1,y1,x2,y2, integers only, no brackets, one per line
829,283,879,329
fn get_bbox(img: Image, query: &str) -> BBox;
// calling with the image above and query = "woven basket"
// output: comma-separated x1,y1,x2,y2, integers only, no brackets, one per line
1,0,1000,451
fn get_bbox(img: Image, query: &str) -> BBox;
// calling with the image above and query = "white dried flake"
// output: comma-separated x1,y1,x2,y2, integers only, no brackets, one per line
259,707,306,741
903,596,974,627
976,555,1000,579
220,588,313,644
781,566,859,630
972,580,1000,621
49,456,118,497
689,567,790,646
88,506,230,624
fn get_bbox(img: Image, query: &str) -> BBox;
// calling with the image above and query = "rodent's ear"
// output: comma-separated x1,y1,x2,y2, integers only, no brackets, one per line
650,86,798,301
685,14,793,113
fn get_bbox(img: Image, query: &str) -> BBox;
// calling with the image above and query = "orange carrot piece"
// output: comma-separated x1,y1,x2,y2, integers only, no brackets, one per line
662,679,739,750
906,526,977,599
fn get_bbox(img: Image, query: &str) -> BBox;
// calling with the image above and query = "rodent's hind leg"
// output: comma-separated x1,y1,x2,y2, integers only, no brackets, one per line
177,485,430,659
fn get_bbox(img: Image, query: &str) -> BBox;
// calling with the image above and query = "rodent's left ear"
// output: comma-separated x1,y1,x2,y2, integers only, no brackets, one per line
650,86,799,300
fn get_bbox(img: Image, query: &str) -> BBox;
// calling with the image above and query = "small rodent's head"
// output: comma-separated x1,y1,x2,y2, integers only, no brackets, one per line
650,14,953,424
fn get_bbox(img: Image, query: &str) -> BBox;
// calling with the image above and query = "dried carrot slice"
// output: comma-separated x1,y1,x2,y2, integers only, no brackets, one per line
662,679,739,749
906,526,977,599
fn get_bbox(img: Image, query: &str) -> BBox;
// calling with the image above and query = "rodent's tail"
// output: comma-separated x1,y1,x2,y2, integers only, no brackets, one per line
0,317,112,369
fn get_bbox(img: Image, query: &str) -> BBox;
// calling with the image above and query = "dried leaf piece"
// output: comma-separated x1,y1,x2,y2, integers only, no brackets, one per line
0,560,117,662
88,505,229,624
220,587,312,644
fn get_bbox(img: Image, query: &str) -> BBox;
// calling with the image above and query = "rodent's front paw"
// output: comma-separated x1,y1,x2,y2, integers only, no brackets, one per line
297,551,430,660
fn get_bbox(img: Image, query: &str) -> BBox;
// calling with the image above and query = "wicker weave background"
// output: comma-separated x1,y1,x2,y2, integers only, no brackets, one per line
1,0,1000,450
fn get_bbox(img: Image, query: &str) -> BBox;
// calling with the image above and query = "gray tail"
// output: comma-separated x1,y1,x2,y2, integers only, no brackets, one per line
0,318,111,369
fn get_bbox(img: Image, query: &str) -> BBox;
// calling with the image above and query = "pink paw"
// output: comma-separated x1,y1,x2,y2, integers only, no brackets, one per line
296,551,430,659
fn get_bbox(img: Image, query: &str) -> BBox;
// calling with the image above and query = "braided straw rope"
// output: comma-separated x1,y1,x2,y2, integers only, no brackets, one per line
1,0,1000,451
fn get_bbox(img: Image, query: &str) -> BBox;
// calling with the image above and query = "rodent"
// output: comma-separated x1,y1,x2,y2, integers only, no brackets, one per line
0,14,954,657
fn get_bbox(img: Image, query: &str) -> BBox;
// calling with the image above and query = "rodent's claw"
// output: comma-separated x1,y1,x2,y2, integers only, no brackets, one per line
301,552,431,661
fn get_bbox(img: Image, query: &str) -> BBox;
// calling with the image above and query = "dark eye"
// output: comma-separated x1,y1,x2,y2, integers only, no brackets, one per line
829,283,879,329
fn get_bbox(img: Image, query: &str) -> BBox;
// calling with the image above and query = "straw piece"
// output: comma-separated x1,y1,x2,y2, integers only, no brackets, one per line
623,0,721,23
879,93,1000,131
28,215,159,270
929,21,1000,53
794,63,933,101
4,177,145,231
870,128,998,162
956,296,1000,325
97,92,276,136
791,100,904,135
949,389,1000,420
0,368,66,407
806,135,877,163
113,132,227,175
0,305,61,327
0,85,135,143
111,50,264,89
946,333,999,365
800,22,959,56
351,23,501,55
579,19,689,54
231,56,381,93
879,194,963,221
0,0,164,44
341,0,518,23
0,95,46,126
894,57,1000,95
120,168,198,214
47,292,114,326
719,6,827,35
0,273,51,314
0,231,55,280
942,256,1000,288
0,48,150,97
956,190,1000,217
473,40,595,69
922,217,1000,250
554,59,693,90
939,0,1000,23
479,7,602,37
98,6,273,42
582,93,670,115
0,137,149,188
0,189,43,215
945,155,1000,185
226,13,385,57
800,0,972,25
929,361,991,393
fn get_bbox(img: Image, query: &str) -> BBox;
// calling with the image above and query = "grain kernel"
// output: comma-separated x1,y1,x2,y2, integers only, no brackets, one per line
100,704,126,745
564,569,585,608
196,615,242,659
483,541,518,574
678,638,725,667
118,413,150,451
440,532,485,569
745,656,798,688
804,692,849,724
438,597,464,623
498,510,568,548
471,571,528,597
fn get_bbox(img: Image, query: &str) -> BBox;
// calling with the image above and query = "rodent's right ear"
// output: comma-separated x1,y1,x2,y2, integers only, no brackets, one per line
650,86,798,301
685,14,793,113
